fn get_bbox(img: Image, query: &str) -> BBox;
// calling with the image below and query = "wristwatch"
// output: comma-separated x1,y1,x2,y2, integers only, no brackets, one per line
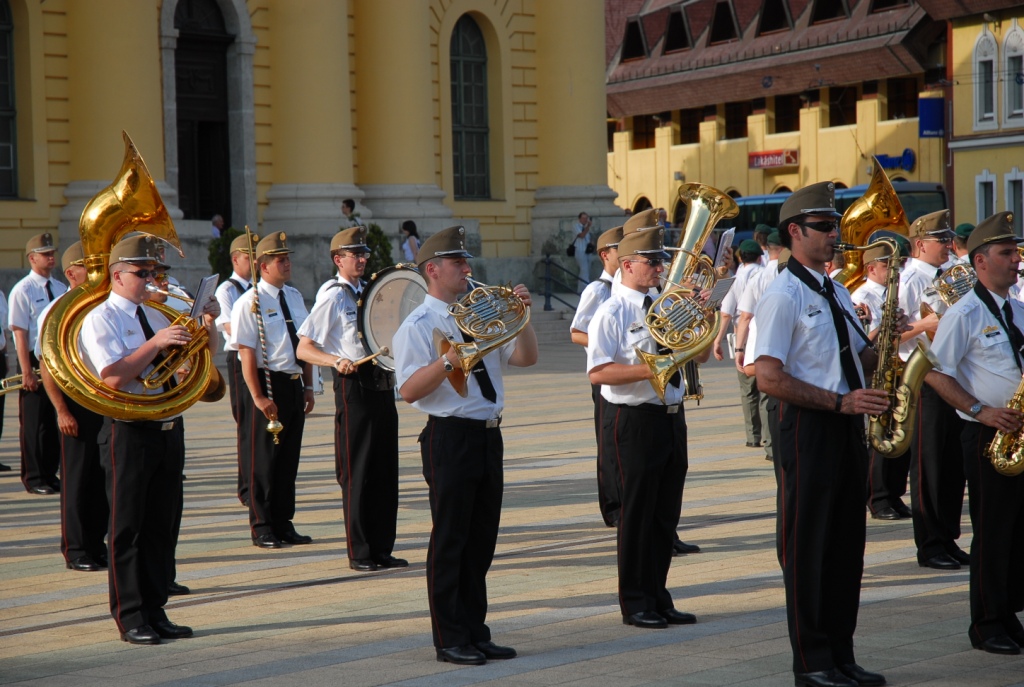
440,354,454,373
968,402,983,418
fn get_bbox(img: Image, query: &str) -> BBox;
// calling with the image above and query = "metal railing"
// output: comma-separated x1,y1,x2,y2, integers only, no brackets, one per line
540,255,588,312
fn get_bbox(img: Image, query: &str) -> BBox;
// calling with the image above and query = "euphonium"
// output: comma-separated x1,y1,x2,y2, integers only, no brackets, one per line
919,263,977,340
433,276,530,397
835,237,939,457
638,183,738,403
40,132,219,420
835,160,910,291
986,375,1024,476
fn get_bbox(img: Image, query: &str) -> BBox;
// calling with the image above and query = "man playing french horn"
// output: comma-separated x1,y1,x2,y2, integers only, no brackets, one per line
79,234,219,645
925,212,1024,656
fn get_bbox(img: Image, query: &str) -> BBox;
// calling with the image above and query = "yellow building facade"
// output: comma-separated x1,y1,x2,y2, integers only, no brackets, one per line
0,0,619,294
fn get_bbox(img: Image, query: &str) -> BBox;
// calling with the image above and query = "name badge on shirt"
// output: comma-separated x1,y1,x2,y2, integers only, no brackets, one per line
924,287,938,297
628,320,645,334
266,308,280,319
34,297,46,304
805,305,823,318
126,328,137,337
983,325,1002,338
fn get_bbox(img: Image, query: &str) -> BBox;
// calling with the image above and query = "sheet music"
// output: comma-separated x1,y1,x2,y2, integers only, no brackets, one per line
714,228,736,269
189,274,219,319
707,277,735,310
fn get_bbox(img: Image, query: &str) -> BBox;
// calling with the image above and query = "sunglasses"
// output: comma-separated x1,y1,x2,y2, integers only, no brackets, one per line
119,269,162,280
631,258,665,268
802,220,839,233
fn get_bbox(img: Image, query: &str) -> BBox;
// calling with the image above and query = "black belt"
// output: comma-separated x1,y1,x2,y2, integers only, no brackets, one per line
429,415,501,429
609,402,681,415
265,370,302,381
114,417,180,432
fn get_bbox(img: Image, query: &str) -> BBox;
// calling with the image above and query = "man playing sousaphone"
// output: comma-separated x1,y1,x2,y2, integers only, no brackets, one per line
79,233,220,644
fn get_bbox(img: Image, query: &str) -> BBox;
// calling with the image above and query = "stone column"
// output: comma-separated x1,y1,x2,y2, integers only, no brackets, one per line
60,0,181,250
533,0,621,262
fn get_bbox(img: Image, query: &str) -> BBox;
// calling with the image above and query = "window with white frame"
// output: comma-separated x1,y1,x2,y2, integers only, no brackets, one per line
1006,167,1024,235
977,169,997,221
975,30,998,130
1004,20,1024,124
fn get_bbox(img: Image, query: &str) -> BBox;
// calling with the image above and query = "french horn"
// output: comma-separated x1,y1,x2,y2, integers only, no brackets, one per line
40,132,220,420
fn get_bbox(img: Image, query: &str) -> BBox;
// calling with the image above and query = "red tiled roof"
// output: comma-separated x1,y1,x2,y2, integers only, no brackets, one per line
606,0,647,66
915,0,1021,21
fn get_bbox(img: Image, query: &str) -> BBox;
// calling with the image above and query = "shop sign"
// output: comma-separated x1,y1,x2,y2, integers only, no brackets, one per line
919,97,945,138
876,148,916,173
748,149,798,169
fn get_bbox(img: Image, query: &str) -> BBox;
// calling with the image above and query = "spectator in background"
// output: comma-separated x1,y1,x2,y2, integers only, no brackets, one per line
754,224,772,263
211,214,225,239
657,208,671,229
400,221,421,263
341,199,359,228
573,212,593,291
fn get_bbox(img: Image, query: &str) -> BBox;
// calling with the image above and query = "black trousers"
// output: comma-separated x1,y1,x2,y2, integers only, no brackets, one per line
961,422,1024,645
18,352,60,491
333,370,399,561
59,396,107,564
593,384,620,527
99,417,183,632
603,403,687,617
0,348,7,445
909,385,966,560
244,371,305,539
419,416,503,649
867,447,910,514
776,402,866,674
227,351,252,504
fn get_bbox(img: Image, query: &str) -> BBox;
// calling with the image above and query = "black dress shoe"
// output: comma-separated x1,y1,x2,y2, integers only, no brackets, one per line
1010,631,1024,648
837,663,886,686
0,462,11,471
947,548,970,565
673,539,701,555
794,668,858,687
623,610,668,629
94,554,108,568
168,581,190,595
474,640,517,659
871,507,900,521
350,558,378,571
278,530,313,545
28,485,56,495
973,635,1020,655
151,619,193,639
373,555,408,568
252,533,283,549
120,625,161,645
436,645,486,665
659,608,697,625
893,501,912,518
918,553,960,570
66,555,101,572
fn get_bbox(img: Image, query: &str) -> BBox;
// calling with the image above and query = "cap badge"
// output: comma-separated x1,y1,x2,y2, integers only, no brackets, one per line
279,232,286,241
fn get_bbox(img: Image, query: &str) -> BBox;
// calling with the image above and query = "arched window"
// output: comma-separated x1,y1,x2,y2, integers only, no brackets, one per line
0,0,17,198
1003,20,1024,125
974,29,998,131
450,15,489,200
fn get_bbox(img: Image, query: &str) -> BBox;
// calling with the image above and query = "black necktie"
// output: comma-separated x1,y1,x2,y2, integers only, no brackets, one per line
935,267,943,279
642,295,680,388
972,283,1024,371
1004,302,1024,370
822,278,863,391
459,330,497,403
44,281,54,302
137,306,174,392
276,291,300,357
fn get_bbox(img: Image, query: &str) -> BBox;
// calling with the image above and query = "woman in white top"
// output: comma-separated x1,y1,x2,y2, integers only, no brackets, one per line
400,221,420,262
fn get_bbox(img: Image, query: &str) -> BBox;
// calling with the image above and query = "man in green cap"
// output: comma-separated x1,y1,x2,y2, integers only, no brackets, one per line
951,223,974,266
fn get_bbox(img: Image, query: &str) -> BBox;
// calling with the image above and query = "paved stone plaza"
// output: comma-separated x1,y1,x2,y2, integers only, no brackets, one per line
2,342,1023,686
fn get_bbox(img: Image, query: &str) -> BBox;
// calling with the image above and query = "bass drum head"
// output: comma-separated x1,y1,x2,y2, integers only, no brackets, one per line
358,265,427,371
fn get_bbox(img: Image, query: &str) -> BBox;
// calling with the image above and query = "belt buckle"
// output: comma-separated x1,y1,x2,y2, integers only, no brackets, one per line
485,417,500,428
666,405,679,414
160,421,175,431
290,373,301,380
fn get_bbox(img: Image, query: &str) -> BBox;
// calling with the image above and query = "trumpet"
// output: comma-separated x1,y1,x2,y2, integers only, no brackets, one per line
0,369,40,395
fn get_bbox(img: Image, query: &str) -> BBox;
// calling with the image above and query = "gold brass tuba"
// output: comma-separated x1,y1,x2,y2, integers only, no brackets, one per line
433,276,530,397
638,183,738,403
835,160,910,291
40,132,219,420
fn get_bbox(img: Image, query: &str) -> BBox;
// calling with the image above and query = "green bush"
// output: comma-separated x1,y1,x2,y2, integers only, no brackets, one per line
365,223,395,276
209,227,243,280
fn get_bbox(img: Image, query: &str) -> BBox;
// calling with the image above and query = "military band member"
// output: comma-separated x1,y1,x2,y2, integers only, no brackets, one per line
900,210,968,570
393,225,537,665
753,182,887,687
926,212,1024,655
79,234,214,644
296,227,404,572
0,286,9,471
950,223,973,267
231,232,315,549
214,232,257,506
8,232,67,494
587,227,706,630
852,243,912,522
36,242,108,572
569,225,622,527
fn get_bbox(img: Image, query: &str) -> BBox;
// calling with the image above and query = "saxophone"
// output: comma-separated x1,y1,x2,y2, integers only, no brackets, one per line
987,376,1024,476
838,237,940,457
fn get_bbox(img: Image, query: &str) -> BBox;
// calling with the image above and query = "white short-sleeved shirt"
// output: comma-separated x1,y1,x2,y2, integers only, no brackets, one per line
79,292,172,397
587,281,684,406
8,271,67,353
752,266,867,393
231,281,308,374
898,257,944,361
931,288,1024,422
738,259,779,315
393,294,512,420
570,272,614,335
851,279,887,335
315,273,345,306
297,276,367,361
721,261,762,319
34,292,66,358
0,288,8,350
214,274,252,352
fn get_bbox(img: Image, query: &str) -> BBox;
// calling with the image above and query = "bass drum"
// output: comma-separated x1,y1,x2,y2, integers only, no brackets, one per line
357,264,428,372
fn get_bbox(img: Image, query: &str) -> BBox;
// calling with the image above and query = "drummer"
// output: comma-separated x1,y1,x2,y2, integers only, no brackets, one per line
296,227,404,572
